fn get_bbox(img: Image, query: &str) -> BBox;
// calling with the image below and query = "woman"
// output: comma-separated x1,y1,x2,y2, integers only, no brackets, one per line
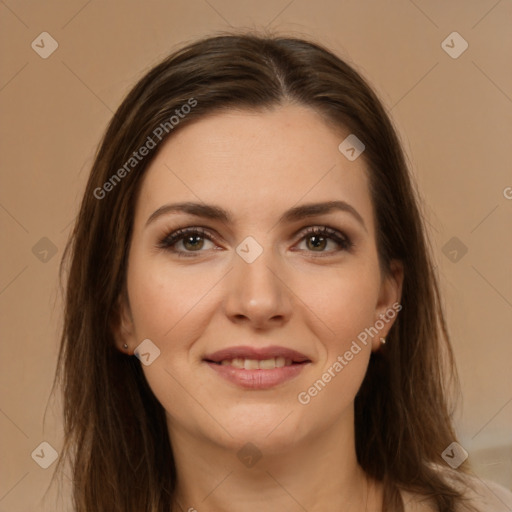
50,32,512,511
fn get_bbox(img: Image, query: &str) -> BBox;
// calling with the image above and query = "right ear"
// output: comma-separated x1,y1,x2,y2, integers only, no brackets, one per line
111,292,136,354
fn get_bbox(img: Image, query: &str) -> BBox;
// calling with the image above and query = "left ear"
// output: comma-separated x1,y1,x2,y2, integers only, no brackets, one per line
372,259,404,352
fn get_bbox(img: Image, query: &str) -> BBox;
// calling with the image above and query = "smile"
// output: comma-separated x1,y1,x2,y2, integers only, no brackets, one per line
203,345,311,389
213,357,295,369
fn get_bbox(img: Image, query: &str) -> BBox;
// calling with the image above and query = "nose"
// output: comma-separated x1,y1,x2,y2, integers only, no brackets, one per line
223,246,293,329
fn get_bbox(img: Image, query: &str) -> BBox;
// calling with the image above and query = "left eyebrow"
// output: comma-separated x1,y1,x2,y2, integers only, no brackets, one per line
145,200,367,233
278,200,367,232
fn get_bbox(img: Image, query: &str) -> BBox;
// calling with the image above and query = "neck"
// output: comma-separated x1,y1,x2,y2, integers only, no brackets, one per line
168,408,378,512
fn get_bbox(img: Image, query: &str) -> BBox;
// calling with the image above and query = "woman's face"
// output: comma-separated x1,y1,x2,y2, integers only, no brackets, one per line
115,103,402,453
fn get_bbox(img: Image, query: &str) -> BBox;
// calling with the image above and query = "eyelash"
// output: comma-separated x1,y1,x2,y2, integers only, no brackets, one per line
157,225,354,258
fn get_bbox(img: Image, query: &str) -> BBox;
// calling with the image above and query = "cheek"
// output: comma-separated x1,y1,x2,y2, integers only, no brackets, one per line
293,270,378,425
125,254,217,433
297,263,382,351
126,250,213,341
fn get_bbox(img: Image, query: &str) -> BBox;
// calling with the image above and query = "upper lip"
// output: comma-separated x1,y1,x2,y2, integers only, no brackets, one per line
203,345,311,363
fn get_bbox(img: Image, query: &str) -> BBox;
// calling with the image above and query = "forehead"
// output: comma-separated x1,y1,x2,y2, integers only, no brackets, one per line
135,104,374,231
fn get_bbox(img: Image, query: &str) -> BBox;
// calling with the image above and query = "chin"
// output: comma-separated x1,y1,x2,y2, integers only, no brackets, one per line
209,406,305,451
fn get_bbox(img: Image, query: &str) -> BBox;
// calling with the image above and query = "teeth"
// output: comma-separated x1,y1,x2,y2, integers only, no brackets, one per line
244,359,260,370
217,357,295,369
231,358,245,368
258,358,276,369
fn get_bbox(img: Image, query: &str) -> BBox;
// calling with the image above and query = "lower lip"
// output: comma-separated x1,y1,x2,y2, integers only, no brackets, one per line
205,361,309,389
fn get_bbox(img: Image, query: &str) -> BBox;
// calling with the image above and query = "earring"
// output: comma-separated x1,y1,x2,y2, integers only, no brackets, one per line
380,337,386,345
123,343,128,349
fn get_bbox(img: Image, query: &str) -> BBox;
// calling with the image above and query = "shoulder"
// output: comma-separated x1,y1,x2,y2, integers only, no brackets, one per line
401,465,512,512
452,473,512,512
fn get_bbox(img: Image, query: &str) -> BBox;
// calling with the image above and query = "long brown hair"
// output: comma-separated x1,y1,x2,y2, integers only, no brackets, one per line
50,30,477,511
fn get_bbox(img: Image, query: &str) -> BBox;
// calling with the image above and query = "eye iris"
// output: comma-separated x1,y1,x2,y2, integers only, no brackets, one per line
183,235,204,251
307,235,327,251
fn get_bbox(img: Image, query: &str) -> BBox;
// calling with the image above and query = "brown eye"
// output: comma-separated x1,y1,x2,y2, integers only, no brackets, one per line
296,226,353,254
181,234,205,251
157,227,217,257
306,234,328,251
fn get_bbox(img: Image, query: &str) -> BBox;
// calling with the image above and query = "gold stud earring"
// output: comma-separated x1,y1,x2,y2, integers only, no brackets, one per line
380,337,386,344
123,343,128,349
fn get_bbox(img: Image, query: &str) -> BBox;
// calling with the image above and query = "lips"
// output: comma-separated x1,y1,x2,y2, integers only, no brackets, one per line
203,345,311,390
203,345,311,364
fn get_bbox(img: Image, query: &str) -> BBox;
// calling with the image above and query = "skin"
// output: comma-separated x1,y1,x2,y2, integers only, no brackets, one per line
114,103,405,512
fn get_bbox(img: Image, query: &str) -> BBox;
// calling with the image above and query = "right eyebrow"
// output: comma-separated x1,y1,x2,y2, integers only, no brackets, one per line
146,202,231,226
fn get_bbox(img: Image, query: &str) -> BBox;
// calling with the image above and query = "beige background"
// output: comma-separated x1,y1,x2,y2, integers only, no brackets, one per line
1,0,511,510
